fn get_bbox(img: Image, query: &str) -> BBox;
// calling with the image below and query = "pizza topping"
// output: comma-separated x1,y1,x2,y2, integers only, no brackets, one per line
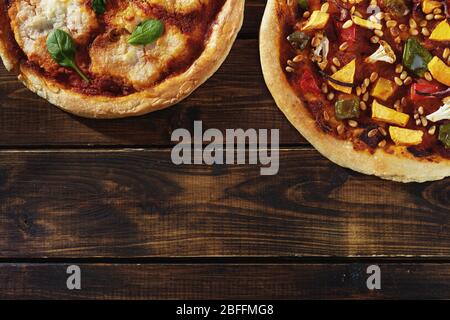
318,70,355,88
283,0,449,158
383,0,410,17
298,0,309,10
365,40,396,64
438,123,450,148
128,19,164,45
359,125,385,148
429,20,450,41
351,15,382,30
9,0,98,66
402,38,432,77
6,0,227,95
422,0,442,14
46,29,89,82
92,0,107,14
389,126,424,146
427,101,450,122
372,100,410,126
416,87,450,98
371,77,397,101
335,20,357,42
427,56,450,86
109,2,147,33
150,0,211,14
287,31,311,50
334,97,360,120
302,10,330,31
298,68,322,95
312,34,329,69
410,81,443,100
327,59,356,94
89,26,188,89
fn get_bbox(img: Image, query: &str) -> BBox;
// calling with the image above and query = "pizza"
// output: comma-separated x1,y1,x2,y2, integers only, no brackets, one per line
0,0,244,118
260,0,450,182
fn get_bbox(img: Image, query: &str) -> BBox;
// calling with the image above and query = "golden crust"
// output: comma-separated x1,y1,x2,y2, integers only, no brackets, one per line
0,0,19,71
260,0,450,182
0,0,244,118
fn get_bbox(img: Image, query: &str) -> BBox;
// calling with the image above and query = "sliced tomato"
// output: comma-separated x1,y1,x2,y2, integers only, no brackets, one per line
410,80,442,101
335,21,356,43
298,68,321,95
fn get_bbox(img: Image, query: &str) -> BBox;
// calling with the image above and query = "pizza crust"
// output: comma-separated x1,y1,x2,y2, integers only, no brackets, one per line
260,0,450,182
0,0,19,72
0,0,244,118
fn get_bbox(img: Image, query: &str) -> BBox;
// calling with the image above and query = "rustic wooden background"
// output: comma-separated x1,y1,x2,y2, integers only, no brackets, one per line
0,0,449,299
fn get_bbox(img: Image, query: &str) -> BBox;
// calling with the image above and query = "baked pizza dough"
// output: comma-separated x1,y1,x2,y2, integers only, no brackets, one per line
260,0,450,182
0,0,244,118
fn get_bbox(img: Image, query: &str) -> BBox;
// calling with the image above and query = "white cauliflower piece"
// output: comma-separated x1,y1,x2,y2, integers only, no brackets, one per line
365,40,396,64
426,101,450,122
313,35,329,70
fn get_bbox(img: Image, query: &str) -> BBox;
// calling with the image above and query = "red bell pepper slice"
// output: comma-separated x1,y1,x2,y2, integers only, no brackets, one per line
298,68,321,95
410,80,441,101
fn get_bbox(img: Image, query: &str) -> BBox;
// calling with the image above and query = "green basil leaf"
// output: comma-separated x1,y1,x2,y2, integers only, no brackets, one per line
46,29,89,82
128,19,164,45
92,0,107,14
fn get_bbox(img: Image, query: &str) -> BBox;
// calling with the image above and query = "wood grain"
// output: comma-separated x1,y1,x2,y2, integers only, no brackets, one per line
0,0,449,300
1,263,450,299
241,0,265,38
0,149,448,258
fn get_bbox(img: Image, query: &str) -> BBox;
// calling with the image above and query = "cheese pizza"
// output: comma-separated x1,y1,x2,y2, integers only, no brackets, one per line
0,0,244,118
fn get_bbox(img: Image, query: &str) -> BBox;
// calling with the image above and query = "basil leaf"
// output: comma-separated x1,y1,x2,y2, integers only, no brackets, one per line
92,0,107,14
46,29,89,82
128,19,164,45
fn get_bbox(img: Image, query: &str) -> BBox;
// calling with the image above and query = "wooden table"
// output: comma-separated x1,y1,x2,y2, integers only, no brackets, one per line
0,0,449,300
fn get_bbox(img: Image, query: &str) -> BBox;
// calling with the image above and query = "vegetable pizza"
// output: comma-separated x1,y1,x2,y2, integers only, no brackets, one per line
261,0,450,182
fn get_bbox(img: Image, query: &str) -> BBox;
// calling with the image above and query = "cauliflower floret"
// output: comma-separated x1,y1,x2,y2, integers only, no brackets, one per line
426,101,450,122
365,40,396,64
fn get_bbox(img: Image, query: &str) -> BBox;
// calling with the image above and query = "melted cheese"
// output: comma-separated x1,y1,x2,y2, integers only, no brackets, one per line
89,26,188,88
147,0,210,13
110,2,147,33
9,0,97,62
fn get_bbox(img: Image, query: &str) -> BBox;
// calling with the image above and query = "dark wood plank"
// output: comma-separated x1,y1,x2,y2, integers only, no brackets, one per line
1,263,450,299
0,149,448,258
0,39,304,147
240,0,266,38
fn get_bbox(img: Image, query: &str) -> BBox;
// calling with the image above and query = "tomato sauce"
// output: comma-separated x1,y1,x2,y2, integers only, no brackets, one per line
282,0,450,159
5,0,226,97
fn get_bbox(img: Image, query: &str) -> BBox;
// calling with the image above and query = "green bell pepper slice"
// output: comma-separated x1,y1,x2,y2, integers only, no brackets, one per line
287,31,310,50
438,123,450,148
402,38,433,77
335,98,360,120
